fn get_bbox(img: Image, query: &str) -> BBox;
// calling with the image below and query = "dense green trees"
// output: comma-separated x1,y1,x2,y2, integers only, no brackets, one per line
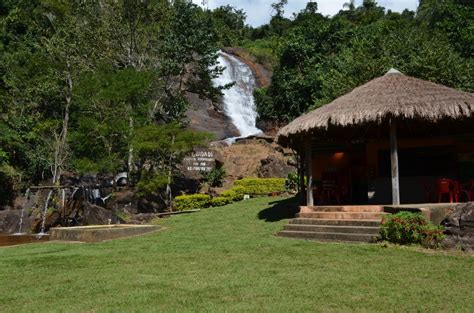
1,0,473,205
0,0,219,203
253,0,473,123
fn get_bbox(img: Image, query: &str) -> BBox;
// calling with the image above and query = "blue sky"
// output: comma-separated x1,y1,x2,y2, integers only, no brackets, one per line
192,0,419,26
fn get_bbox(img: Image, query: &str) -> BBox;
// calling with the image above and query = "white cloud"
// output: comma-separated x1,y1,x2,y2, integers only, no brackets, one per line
192,0,419,26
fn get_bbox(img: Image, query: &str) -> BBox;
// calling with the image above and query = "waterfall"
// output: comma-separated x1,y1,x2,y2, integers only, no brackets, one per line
213,51,262,141
38,189,53,236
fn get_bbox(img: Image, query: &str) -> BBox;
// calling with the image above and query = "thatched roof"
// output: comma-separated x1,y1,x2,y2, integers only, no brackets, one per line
277,69,474,143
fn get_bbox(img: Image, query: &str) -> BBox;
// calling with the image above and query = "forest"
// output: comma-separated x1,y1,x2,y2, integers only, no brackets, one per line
0,0,473,207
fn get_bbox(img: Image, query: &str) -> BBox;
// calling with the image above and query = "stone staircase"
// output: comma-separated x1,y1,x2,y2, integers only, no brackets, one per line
277,206,388,243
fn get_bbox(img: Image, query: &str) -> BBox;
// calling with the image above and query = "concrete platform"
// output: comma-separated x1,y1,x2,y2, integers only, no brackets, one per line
384,203,458,224
50,225,160,243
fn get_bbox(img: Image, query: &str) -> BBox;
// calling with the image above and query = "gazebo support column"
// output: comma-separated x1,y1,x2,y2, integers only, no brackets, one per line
298,147,306,204
304,138,314,206
390,120,400,205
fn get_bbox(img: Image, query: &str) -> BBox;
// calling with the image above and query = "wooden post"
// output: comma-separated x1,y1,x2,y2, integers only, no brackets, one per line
298,147,306,204
390,120,400,205
305,138,314,206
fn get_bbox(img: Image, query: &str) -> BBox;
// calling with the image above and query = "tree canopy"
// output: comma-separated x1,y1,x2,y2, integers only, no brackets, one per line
247,0,473,123
0,0,219,204
0,0,472,205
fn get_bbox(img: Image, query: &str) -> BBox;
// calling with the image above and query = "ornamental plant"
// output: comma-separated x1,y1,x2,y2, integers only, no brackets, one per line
210,196,232,207
380,211,445,248
221,186,245,201
234,178,286,195
174,194,211,211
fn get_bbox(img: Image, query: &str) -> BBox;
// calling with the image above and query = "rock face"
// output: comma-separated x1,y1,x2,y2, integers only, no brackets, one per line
186,92,240,140
257,155,295,178
185,47,277,139
0,210,32,234
221,47,272,88
82,202,124,226
442,202,474,251
210,137,296,188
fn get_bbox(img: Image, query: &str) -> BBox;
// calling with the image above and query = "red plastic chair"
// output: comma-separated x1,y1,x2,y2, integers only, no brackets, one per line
451,181,460,203
436,178,455,203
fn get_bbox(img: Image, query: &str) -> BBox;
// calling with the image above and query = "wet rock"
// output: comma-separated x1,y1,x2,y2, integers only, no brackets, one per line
221,47,272,88
186,92,240,140
441,202,474,251
32,211,61,233
82,202,124,226
0,210,32,234
137,196,167,214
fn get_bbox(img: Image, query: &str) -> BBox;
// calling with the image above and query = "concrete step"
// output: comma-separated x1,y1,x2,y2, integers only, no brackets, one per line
297,211,388,220
310,206,383,213
290,218,380,227
277,230,378,243
283,224,380,235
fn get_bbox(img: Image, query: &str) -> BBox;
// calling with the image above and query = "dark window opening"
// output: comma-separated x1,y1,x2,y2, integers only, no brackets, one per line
378,146,457,178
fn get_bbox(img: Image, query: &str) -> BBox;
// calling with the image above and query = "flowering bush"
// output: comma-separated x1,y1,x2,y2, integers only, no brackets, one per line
380,211,445,248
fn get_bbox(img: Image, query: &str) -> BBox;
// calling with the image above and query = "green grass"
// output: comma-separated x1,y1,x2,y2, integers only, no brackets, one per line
1,197,473,312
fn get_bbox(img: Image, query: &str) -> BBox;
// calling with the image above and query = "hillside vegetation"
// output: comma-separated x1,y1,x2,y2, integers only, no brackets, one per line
1,0,472,208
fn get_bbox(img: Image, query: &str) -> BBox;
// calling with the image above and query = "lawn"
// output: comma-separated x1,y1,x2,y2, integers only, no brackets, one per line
1,197,473,312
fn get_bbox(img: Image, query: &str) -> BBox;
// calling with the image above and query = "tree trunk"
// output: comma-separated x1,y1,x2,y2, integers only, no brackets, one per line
166,135,176,212
127,113,135,180
51,60,73,186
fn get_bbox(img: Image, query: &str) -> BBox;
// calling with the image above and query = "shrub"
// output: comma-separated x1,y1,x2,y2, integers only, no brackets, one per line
234,178,286,195
210,196,232,207
174,194,211,211
221,186,245,201
380,211,445,248
285,172,299,192
202,166,226,187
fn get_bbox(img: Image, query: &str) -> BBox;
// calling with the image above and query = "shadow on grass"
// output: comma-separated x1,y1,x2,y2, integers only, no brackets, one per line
257,196,300,222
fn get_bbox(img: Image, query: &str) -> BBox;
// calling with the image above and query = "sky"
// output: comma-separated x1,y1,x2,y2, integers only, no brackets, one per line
192,0,419,26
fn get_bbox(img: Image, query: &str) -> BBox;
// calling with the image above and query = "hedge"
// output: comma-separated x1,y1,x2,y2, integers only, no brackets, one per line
221,186,245,201
174,194,211,211
174,178,287,211
234,178,286,195
210,196,232,207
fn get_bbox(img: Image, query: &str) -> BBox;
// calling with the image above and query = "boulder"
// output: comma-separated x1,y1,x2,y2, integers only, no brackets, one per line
257,155,294,179
210,139,296,188
137,196,166,214
0,210,32,234
82,202,124,226
441,202,474,251
185,92,239,140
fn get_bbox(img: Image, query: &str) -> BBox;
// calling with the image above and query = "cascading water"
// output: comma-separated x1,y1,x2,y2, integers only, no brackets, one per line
213,51,262,142
38,189,53,236
14,188,30,235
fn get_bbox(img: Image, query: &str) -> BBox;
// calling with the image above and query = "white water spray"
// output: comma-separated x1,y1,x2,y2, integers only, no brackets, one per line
213,52,262,141
14,188,30,235
38,189,53,236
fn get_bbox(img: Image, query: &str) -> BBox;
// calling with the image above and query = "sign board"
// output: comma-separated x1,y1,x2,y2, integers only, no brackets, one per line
182,149,215,173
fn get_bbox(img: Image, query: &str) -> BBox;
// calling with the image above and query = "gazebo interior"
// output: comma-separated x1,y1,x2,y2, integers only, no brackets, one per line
304,118,474,206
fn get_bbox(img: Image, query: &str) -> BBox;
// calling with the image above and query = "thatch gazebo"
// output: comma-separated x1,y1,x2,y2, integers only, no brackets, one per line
277,69,474,206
